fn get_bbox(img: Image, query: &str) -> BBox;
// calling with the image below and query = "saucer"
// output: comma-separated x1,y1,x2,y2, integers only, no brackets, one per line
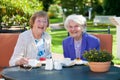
27,59,41,67
62,61,75,67
74,59,88,65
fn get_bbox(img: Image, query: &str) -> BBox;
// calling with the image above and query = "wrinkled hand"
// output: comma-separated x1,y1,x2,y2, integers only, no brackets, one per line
16,57,29,66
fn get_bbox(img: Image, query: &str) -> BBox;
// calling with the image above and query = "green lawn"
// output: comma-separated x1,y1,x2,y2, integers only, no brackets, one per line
49,19,120,65
50,18,63,24
49,29,67,54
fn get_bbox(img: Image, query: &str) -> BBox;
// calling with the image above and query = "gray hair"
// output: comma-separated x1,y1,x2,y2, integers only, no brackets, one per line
64,14,87,32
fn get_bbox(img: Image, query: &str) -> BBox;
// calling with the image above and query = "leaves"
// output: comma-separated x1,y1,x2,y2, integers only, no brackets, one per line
83,49,113,62
0,0,43,26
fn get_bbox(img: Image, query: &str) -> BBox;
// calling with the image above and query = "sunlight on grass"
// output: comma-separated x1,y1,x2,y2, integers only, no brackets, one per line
49,29,67,54
51,45,63,54
113,58,120,64
50,18,63,24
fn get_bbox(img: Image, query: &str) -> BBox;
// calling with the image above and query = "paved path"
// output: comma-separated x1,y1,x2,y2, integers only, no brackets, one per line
50,23,64,30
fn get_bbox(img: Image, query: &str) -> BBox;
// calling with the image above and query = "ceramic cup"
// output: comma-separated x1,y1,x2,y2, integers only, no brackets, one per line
63,58,71,65
0,78,5,80
45,59,53,70
54,60,62,70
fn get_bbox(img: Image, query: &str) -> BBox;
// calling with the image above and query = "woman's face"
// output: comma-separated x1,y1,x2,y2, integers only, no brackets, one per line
67,20,83,40
32,17,48,34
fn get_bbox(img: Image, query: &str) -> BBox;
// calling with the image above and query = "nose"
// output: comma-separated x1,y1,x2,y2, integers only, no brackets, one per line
38,21,45,26
71,27,75,31
40,21,44,25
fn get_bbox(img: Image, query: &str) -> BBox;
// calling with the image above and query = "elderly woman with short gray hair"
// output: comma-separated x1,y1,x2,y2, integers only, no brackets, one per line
62,14,100,60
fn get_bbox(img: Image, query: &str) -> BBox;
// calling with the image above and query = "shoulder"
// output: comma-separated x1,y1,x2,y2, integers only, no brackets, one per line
82,33,100,44
18,30,32,40
63,36,73,44
83,33,99,41
19,30,31,36
63,36,72,41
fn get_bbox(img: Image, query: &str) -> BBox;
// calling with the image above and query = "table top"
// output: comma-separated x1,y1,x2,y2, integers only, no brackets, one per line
1,65,120,80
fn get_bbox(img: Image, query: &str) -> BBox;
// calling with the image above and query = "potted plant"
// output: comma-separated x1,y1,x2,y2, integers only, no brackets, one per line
83,49,113,72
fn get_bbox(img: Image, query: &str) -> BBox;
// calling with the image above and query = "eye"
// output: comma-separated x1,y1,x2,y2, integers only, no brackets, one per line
37,20,47,23
42,20,47,23
75,25,79,28
37,20,41,23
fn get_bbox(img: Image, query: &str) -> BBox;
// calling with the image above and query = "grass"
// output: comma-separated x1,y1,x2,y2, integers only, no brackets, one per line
49,29,67,54
50,18,63,24
49,18,120,65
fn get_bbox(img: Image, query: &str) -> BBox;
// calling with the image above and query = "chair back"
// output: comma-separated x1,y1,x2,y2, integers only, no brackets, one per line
0,33,19,68
93,34,113,54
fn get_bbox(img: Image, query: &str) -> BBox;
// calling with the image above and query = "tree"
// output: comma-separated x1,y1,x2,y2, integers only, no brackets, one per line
61,0,85,16
0,0,43,27
61,0,103,17
103,0,120,16
39,0,54,11
92,0,103,15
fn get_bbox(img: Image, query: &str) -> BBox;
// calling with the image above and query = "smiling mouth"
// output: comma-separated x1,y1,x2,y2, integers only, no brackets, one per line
38,27,44,29
71,32,77,34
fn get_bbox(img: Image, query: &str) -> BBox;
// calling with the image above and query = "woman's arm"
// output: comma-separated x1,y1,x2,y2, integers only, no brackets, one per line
9,34,27,66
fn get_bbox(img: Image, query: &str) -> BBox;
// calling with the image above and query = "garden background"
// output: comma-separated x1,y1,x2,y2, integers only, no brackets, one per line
0,0,120,64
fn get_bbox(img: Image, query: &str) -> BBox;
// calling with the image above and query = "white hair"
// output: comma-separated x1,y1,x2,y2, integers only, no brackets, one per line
64,14,87,32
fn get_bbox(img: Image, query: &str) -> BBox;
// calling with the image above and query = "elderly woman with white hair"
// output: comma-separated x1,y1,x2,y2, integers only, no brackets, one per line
62,14,100,60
